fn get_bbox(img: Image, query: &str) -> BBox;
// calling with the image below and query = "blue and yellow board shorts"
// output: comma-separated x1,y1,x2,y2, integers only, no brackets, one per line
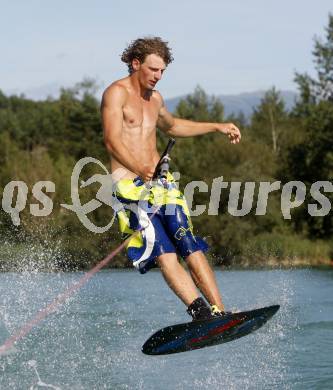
115,173,209,274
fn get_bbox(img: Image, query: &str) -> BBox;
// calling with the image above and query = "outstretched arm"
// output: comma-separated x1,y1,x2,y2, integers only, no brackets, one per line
157,97,241,144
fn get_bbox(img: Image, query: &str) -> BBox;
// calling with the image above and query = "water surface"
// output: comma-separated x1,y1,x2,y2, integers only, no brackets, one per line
0,268,332,389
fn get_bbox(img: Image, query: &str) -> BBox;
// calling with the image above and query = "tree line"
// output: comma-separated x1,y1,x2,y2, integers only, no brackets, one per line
0,15,332,270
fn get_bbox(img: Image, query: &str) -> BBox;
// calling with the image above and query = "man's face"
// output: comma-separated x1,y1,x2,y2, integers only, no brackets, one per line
133,54,166,90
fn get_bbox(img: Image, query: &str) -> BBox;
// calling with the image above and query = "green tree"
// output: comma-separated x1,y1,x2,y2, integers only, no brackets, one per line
250,87,289,153
175,85,224,122
283,14,333,238
295,14,333,106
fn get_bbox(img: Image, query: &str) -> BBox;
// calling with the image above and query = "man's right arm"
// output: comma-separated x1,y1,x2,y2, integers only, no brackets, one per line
101,85,140,175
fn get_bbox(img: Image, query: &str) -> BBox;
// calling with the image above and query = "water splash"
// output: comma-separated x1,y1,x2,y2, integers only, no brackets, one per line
26,360,61,390
172,269,298,389
0,308,17,356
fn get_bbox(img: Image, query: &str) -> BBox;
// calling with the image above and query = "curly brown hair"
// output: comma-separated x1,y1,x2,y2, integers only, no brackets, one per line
121,37,174,74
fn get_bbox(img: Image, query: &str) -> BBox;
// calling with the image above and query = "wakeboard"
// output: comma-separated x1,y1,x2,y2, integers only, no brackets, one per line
142,304,279,355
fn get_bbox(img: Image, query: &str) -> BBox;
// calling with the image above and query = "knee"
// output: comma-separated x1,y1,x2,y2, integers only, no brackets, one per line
185,250,204,264
157,253,179,269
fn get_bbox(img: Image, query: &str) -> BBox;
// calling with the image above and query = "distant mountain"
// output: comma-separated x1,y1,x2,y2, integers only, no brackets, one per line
165,90,298,119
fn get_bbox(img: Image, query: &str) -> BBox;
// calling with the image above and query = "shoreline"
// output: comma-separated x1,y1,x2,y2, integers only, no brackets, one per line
0,259,332,273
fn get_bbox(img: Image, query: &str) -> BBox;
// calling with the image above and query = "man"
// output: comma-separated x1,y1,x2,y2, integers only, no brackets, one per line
101,37,241,321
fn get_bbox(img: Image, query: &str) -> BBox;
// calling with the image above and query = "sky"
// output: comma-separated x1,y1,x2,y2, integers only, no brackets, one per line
0,0,332,100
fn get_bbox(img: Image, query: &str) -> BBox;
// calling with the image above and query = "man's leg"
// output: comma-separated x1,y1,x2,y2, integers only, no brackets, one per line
156,253,199,306
186,251,225,311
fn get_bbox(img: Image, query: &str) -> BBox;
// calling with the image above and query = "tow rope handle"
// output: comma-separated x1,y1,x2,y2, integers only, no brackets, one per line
153,138,176,180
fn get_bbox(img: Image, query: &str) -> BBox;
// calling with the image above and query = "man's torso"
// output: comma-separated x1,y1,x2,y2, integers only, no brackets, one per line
110,78,162,178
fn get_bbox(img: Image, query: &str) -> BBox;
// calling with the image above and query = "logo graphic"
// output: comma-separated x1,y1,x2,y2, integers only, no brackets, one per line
61,157,127,233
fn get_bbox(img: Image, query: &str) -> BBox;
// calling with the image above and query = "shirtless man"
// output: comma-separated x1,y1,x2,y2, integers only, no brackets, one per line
101,37,241,320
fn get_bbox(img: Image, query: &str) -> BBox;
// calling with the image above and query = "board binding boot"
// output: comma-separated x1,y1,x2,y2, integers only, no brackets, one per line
187,297,213,321
211,305,231,318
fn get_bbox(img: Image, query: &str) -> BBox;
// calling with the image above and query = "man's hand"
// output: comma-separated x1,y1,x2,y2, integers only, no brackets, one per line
216,123,241,144
138,165,156,182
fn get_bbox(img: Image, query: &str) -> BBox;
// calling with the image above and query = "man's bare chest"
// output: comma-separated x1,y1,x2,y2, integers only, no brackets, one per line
122,96,159,129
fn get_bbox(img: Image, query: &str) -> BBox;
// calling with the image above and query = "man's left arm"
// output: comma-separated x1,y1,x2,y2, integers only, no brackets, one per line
157,97,241,144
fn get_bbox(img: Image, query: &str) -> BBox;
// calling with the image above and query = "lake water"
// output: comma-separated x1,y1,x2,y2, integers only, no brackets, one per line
0,268,332,389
